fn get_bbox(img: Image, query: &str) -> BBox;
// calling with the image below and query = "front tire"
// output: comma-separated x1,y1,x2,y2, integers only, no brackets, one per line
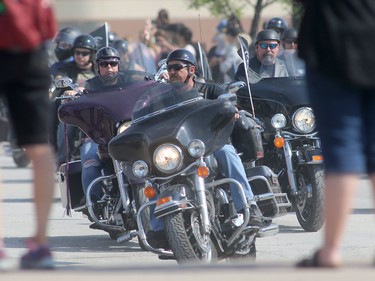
165,210,216,264
295,164,324,232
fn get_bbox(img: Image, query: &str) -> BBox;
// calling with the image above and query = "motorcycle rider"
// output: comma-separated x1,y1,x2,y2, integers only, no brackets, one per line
278,28,305,76
64,46,146,213
235,29,289,81
50,27,82,76
147,49,266,248
54,34,97,167
264,17,288,35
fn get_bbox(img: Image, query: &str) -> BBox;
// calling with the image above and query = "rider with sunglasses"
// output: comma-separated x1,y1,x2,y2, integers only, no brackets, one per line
54,34,97,168
235,29,288,81
147,49,267,249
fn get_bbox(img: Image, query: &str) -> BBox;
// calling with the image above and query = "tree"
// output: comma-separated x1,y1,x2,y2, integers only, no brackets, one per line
188,0,289,39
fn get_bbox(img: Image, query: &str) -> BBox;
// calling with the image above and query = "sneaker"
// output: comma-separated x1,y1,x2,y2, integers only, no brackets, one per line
146,230,169,249
0,249,7,271
20,242,54,270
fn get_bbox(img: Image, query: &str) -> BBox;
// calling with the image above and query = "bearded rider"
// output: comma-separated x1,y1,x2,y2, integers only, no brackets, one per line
235,29,289,81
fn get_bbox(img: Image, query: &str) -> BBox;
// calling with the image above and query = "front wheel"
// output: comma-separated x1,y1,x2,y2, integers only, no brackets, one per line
295,164,325,232
165,210,216,264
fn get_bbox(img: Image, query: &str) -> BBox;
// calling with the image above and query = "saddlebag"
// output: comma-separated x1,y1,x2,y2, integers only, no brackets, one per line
58,160,84,209
231,110,264,162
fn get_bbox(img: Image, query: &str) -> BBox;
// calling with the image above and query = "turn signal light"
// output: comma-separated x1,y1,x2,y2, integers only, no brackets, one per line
157,196,172,206
197,166,209,178
312,155,324,161
144,185,156,199
274,136,285,148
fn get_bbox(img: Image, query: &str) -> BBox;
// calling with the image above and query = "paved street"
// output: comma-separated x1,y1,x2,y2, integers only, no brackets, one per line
0,144,374,279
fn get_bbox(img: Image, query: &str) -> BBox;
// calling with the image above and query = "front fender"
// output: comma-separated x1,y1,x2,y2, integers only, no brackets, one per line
154,184,195,218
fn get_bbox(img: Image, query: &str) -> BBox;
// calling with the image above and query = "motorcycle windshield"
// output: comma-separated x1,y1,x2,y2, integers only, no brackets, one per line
131,83,202,122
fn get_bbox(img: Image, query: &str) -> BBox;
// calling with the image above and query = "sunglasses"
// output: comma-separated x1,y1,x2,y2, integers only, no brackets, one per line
74,50,91,56
99,61,119,68
258,43,279,50
284,39,298,44
167,63,188,72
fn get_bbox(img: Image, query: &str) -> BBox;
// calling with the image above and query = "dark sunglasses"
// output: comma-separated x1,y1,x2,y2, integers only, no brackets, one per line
74,50,91,56
167,63,188,72
99,61,119,68
284,39,297,44
258,43,279,50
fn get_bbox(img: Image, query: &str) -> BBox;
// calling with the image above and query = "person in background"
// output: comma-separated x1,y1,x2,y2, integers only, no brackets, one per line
219,26,242,83
0,0,57,269
278,28,305,76
264,17,288,35
296,0,375,268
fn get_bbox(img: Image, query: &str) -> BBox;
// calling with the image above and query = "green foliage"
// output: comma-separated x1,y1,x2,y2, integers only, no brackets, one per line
188,0,247,18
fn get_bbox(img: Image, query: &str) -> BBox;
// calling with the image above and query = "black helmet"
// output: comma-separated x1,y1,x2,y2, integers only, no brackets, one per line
255,29,280,44
95,46,120,62
166,49,196,67
265,17,288,34
112,39,128,55
53,27,82,61
73,34,97,51
282,28,298,40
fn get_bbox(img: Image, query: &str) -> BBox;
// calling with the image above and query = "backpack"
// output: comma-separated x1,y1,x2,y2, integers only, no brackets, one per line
0,0,57,52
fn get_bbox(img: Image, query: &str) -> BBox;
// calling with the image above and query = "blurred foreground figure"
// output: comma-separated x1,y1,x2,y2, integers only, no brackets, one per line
0,0,57,270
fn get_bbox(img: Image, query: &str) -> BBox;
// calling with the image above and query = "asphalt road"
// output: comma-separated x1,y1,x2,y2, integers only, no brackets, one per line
0,143,374,279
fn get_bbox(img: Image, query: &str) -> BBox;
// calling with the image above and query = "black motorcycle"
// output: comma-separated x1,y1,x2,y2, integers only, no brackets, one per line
236,76,324,232
56,76,157,242
109,83,290,264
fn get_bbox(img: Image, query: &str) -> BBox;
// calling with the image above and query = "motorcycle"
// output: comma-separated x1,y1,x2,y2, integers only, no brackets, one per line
235,47,324,232
108,82,291,264
56,75,158,242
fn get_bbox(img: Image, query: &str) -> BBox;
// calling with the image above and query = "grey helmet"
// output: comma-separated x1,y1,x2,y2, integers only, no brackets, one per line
265,17,288,34
166,49,197,67
95,46,120,63
282,28,298,40
255,29,281,44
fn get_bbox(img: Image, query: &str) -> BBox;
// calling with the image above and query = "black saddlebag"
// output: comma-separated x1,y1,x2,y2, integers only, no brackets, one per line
231,110,264,162
58,160,84,209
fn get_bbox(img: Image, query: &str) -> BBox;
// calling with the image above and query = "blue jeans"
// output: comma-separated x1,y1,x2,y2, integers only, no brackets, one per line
150,144,255,231
306,67,375,174
80,140,102,201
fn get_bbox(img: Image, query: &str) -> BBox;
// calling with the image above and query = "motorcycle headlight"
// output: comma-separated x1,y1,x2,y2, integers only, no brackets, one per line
292,107,316,133
187,139,205,158
117,121,132,135
271,114,287,129
132,160,149,178
153,144,183,173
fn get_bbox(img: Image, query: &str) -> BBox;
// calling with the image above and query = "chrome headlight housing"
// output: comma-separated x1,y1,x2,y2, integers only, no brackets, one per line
271,113,287,129
117,121,132,135
132,160,149,178
187,139,205,158
292,107,316,133
153,144,183,173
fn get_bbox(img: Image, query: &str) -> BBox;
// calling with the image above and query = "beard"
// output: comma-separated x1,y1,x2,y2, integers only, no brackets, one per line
261,54,276,66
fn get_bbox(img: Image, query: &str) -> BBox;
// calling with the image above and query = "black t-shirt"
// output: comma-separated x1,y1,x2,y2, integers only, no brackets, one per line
298,0,375,87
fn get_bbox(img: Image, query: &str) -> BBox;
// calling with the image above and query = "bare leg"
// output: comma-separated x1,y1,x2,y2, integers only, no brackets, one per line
318,173,359,266
24,144,55,245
